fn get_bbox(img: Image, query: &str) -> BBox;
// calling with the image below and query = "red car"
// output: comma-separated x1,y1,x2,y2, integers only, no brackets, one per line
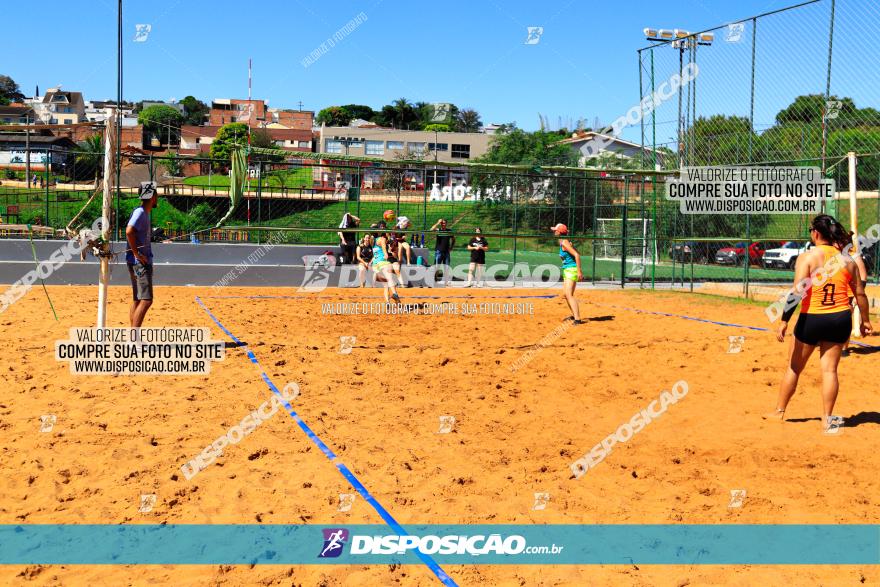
714,241,781,266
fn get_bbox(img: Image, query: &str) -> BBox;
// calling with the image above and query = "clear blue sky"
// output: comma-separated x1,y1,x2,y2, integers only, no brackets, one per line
6,0,875,142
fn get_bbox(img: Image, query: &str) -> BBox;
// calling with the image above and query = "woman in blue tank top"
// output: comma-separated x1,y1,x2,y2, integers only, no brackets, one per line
551,223,584,325
371,232,401,304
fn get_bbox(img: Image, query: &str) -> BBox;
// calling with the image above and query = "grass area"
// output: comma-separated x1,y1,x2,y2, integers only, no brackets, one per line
0,187,96,225
182,167,313,189
443,248,794,281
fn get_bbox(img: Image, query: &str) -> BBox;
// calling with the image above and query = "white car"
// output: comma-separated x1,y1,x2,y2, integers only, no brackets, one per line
762,241,810,269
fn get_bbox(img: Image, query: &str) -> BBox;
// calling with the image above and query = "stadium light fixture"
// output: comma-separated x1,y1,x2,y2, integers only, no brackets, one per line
644,28,713,47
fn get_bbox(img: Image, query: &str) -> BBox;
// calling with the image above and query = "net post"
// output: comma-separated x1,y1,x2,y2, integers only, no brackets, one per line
97,111,116,328
848,151,858,248
876,157,880,285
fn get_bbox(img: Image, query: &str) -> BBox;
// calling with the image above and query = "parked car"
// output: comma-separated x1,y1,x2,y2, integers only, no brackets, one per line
715,241,779,266
762,241,811,269
670,241,723,264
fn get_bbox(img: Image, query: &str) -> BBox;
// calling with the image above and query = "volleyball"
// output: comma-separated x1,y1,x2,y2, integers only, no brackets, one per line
383,210,396,222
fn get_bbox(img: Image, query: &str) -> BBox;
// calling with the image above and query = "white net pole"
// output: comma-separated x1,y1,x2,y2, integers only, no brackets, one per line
97,110,115,328
849,152,861,337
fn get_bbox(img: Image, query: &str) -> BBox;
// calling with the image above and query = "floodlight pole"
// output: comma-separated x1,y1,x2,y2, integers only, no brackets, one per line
650,48,656,289
638,50,645,170
677,44,684,169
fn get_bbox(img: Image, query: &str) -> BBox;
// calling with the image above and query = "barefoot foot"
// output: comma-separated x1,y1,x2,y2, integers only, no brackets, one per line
762,408,785,421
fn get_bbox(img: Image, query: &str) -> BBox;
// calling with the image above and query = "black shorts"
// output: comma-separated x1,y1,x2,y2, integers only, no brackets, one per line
793,310,851,345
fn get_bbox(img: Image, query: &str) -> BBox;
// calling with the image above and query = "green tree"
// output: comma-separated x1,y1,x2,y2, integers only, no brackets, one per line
138,104,185,145
476,128,576,167
757,123,821,162
180,95,209,125
828,128,880,190
161,152,183,177
249,128,284,163
689,115,758,165
454,108,482,133
340,104,375,121
316,106,353,126
383,97,421,129
424,123,451,132
209,122,249,168
371,104,397,127
0,75,24,104
775,94,857,125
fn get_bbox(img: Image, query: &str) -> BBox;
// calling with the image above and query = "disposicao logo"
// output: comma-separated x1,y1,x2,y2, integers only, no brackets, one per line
318,528,349,558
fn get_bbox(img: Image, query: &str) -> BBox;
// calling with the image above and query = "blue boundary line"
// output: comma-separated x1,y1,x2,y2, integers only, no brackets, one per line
601,304,880,349
203,294,557,300
195,296,458,586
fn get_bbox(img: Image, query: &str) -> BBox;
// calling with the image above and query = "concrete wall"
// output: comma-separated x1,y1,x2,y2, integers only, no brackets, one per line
0,240,436,288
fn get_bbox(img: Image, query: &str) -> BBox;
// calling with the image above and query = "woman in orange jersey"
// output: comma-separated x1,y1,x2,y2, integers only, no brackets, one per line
765,215,872,431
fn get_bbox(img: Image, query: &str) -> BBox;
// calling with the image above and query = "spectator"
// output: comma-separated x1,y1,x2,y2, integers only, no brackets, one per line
466,228,488,287
430,218,455,283
126,184,159,327
393,216,413,265
337,213,360,264
355,234,374,287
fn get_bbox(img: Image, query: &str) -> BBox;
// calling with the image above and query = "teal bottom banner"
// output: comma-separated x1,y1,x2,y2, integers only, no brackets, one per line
1,525,878,565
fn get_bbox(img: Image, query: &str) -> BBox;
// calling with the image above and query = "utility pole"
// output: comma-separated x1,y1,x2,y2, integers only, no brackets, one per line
25,114,31,185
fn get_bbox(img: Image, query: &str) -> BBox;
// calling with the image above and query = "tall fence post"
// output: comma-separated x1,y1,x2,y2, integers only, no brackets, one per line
512,172,518,271
591,178,598,284
621,176,628,288
256,161,262,245
45,149,51,228
820,0,837,211
744,216,751,298
639,178,646,289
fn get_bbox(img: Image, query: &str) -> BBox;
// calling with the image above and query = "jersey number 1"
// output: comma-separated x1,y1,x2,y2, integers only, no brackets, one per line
821,284,836,306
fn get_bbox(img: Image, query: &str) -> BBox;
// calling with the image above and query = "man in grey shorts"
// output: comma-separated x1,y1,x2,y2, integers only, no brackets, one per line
126,182,158,327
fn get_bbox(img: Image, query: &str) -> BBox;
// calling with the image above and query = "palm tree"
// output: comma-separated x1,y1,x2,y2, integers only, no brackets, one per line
75,133,104,184
392,97,412,129
455,109,482,133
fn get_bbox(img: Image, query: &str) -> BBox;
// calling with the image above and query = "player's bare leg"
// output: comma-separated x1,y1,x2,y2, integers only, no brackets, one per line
764,338,815,421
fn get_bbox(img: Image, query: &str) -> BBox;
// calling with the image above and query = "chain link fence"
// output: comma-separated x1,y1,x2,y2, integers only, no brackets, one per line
1,146,877,288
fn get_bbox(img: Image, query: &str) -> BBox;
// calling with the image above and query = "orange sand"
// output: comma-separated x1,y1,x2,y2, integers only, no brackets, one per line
1,285,878,585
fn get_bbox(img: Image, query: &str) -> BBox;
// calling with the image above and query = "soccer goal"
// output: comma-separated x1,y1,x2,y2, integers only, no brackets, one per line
594,217,656,267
